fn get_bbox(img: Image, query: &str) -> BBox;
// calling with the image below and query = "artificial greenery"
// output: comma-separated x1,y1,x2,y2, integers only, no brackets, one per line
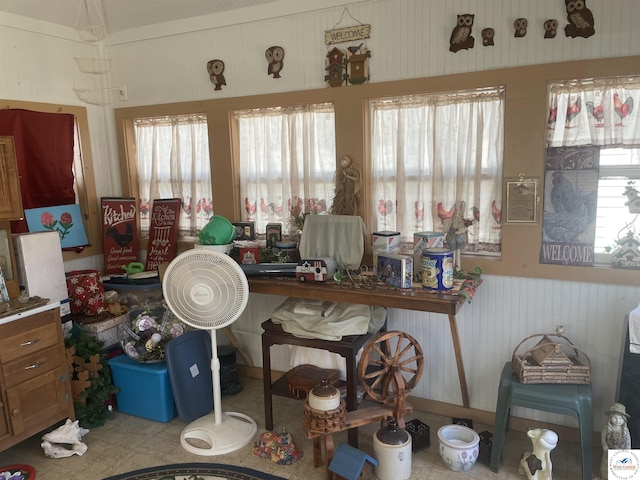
65,326,119,429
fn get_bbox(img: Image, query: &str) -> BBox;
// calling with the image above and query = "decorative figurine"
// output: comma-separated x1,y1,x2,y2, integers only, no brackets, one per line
564,0,595,38
518,428,558,480
601,403,631,479
481,28,495,46
514,18,528,38
544,19,558,39
206,59,226,91
265,46,285,78
449,14,475,53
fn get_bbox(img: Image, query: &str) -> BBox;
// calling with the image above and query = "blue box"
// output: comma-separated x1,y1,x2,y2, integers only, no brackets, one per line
374,252,413,289
108,354,176,422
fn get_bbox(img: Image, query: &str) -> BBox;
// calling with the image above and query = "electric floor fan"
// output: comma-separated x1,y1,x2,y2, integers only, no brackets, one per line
162,249,257,455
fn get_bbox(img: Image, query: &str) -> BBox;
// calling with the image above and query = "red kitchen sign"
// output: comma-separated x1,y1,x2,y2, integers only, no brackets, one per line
101,197,139,274
145,198,181,271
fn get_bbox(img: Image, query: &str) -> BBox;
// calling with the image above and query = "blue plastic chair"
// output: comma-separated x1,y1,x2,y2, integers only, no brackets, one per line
490,362,593,480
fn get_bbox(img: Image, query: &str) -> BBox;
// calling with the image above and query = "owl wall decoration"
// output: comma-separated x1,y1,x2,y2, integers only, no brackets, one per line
514,18,528,38
544,19,558,38
265,46,285,78
449,14,475,53
206,59,226,91
564,0,595,38
481,28,495,46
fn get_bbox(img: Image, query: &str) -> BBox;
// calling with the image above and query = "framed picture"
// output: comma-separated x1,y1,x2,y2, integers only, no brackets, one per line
506,177,539,223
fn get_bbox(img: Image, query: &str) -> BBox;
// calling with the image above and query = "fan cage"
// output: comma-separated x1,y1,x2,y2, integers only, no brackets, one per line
163,250,249,331
74,57,112,74
73,87,120,106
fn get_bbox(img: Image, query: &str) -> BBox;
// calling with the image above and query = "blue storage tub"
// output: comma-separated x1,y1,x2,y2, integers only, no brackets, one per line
108,354,176,422
103,279,163,308
166,330,214,422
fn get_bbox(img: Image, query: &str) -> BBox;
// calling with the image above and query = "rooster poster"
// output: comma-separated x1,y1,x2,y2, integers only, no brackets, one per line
540,147,599,267
101,197,139,274
145,198,180,272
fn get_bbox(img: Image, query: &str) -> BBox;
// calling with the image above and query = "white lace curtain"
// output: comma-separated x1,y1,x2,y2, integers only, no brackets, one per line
133,114,212,236
547,77,640,147
370,87,505,253
235,103,336,235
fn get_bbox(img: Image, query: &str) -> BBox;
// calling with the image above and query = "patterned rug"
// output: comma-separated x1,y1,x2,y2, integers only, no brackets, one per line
102,463,287,480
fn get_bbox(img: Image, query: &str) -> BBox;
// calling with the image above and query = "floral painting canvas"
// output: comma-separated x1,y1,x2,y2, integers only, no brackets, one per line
24,204,89,249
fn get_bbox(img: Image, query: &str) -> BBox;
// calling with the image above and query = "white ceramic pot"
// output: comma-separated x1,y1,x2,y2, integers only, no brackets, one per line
437,424,480,472
307,379,340,411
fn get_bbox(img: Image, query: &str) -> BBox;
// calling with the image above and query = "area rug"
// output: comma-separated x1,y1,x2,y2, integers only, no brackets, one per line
102,463,287,480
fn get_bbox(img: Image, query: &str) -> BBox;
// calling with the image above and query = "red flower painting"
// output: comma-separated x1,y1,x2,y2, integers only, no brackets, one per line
40,211,74,240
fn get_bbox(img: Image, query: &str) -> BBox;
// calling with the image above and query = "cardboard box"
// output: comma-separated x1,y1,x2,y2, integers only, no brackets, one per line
374,252,413,289
413,231,444,264
372,231,401,252
108,354,176,422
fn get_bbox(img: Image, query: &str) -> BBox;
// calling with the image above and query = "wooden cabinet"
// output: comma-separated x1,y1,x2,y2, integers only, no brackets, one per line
0,304,74,452
0,137,23,221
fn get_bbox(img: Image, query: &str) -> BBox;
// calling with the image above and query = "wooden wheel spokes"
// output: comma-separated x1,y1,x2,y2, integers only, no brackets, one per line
358,330,425,405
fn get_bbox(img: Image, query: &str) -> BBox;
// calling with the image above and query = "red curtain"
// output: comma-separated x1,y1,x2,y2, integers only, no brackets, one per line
0,109,76,233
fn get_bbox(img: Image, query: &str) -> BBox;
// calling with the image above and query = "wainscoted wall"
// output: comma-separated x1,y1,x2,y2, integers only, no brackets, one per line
231,276,639,429
2,0,640,431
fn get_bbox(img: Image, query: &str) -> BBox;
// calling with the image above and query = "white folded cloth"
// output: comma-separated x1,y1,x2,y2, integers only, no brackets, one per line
629,302,640,354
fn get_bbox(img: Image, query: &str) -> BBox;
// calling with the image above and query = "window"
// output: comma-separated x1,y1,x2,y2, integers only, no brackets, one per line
596,148,640,257
234,103,336,236
369,87,505,256
133,114,212,237
546,76,640,263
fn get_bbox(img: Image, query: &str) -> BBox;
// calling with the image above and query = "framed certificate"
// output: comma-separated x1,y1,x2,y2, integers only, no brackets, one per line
506,177,538,223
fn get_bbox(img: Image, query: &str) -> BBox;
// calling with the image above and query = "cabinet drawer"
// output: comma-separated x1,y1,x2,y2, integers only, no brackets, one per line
0,322,59,364
2,345,63,389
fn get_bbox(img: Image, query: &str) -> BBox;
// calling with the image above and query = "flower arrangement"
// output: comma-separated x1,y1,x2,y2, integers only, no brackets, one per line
118,302,189,363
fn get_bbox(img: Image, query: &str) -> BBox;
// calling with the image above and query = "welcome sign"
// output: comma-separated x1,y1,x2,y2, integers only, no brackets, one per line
325,24,371,45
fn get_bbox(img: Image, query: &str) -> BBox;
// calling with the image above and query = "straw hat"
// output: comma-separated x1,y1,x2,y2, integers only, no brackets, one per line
605,403,630,418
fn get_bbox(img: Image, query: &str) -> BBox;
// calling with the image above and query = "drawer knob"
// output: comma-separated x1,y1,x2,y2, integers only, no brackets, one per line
12,408,20,416
24,361,44,370
20,339,40,347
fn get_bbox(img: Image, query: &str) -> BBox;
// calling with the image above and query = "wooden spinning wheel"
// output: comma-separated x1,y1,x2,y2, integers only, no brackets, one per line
358,330,424,422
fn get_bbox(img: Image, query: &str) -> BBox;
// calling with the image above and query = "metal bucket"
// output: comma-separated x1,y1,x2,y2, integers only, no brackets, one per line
421,247,454,291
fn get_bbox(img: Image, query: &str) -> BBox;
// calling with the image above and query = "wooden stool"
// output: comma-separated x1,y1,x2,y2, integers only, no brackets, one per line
261,318,377,448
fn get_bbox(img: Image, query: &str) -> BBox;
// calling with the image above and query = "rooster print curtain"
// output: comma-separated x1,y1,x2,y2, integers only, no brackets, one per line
547,79,639,147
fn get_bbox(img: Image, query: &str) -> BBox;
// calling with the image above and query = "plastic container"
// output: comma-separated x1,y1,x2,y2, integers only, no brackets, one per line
103,279,163,307
166,330,214,422
108,354,176,422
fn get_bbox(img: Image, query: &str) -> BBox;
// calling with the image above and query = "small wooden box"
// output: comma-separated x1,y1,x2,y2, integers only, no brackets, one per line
512,332,591,384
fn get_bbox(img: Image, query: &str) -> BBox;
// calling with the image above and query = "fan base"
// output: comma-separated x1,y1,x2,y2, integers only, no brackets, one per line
180,411,257,455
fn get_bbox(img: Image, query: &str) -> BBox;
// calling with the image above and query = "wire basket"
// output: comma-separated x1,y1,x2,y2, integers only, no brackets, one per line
74,87,120,106
74,57,112,74
76,24,107,42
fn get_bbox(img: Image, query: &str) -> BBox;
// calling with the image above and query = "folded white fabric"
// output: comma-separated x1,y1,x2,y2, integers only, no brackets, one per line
629,302,640,354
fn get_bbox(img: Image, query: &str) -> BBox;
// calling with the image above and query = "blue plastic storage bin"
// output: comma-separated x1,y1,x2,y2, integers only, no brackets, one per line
166,330,214,422
108,354,176,422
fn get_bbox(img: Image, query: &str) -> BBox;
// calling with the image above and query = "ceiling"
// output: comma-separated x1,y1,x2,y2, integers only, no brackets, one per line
0,0,281,34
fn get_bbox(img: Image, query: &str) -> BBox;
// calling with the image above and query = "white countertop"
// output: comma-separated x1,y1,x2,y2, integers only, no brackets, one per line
0,301,60,326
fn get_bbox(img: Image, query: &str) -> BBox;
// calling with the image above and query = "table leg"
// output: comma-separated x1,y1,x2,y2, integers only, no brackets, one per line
262,335,274,430
324,434,335,480
448,313,470,408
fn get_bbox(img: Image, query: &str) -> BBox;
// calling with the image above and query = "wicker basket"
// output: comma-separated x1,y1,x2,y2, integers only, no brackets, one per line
74,57,112,74
77,313,126,348
512,332,591,384
73,87,120,106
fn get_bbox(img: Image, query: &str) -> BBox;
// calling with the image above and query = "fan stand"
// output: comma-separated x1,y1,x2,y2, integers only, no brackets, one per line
180,329,257,455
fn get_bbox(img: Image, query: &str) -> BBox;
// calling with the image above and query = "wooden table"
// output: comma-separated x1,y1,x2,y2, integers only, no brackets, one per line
248,277,471,408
